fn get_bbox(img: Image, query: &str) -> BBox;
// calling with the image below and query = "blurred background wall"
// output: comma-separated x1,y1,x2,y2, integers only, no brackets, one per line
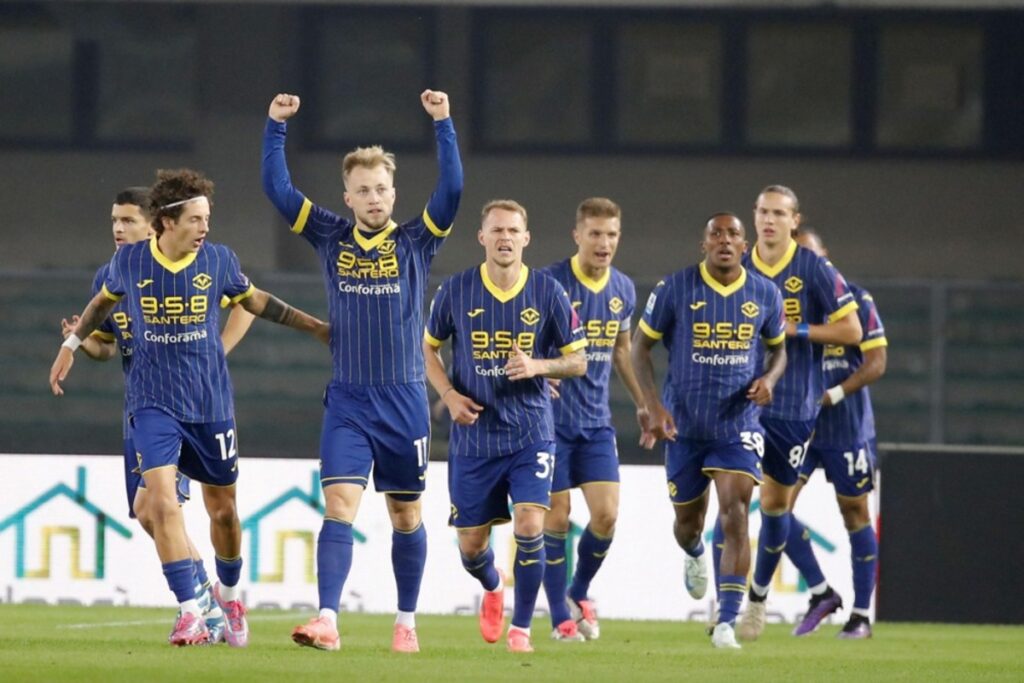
2,0,1021,457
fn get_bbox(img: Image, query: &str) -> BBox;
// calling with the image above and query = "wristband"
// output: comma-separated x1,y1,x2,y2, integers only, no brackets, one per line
826,385,846,405
62,333,82,352
796,322,810,339
442,387,455,399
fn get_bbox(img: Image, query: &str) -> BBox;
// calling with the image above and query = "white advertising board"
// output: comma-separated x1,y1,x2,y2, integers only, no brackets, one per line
0,454,874,625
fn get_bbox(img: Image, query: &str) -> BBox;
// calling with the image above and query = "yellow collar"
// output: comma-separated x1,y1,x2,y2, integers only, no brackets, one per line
151,235,197,274
751,239,797,278
480,263,529,303
570,255,610,294
354,221,397,251
699,261,746,297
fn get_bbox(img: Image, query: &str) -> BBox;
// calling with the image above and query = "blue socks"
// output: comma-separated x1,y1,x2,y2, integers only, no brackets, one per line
193,558,210,590
752,509,790,593
542,530,572,626
849,525,878,611
712,518,724,598
512,533,545,629
391,522,427,613
460,545,500,591
214,555,242,588
162,558,196,603
718,574,746,625
568,526,613,604
317,518,354,612
785,514,826,588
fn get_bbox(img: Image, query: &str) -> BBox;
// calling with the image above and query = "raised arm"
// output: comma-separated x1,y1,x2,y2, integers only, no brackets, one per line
421,90,463,236
50,292,119,395
238,288,328,343
261,93,307,224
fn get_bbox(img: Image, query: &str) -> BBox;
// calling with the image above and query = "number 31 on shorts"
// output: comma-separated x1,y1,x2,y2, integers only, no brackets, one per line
535,452,553,479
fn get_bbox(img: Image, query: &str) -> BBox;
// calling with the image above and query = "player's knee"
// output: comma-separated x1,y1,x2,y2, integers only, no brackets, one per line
589,509,617,537
838,497,870,531
513,511,544,538
545,499,570,531
717,501,749,539
457,531,489,558
387,500,422,531
207,499,239,529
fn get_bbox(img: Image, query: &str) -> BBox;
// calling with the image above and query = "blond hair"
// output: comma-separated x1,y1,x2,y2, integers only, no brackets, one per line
342,145,397,183
576,197,621,225
481,199,528,227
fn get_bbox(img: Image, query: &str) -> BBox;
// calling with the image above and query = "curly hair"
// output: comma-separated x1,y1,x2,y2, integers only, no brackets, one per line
148,169,215,235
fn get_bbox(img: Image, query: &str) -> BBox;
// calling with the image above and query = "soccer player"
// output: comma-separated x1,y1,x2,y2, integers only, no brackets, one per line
781,227,887,639
424,200,587,653
59,187,255,643
50,169,328,647
539,197,648,641
730,185,863,641
632,212,787,649
261,90,462,653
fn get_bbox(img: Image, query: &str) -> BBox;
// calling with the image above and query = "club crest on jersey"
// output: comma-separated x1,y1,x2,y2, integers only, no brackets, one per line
466,308,485,318
609,297,624,314
741,302,760,318
191,273,213,290
784,276,803,294
520,308,540,325
378,240,397,255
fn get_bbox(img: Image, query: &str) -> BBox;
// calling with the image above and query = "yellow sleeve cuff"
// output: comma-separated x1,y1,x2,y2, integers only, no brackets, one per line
230,284,256,304
291,197,312,234
827,300,859,324
860,337,888,352
638,319,663,340
423,208,452,238
100,284,122,302
90,330,116,342
559,339,588,355
424,331,445,348
764,332,786,347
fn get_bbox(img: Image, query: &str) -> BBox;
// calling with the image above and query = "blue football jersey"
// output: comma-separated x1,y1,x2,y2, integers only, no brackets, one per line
813,282,888,448
101,237,254,423
639,263,786,440
426,264,587,458
744,241,858,422
91,262,133,374
542,256,636,428
262,117,463,386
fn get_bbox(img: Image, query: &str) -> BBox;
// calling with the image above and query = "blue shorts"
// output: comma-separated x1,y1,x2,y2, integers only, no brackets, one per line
552,424,620,493
131,408,239,487
665,433,763,505
800,443,876,497
123,435,190,518
320,382,430,497
448,441,555,528
760,417,816,486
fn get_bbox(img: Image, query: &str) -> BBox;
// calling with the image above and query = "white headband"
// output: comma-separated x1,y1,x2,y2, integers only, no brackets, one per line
160,196,205,210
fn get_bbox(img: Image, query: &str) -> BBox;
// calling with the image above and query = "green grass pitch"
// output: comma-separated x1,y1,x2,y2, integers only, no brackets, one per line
2,604,1022,682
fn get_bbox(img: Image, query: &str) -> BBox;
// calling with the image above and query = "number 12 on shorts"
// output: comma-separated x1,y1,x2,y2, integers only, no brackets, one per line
215,429,237,460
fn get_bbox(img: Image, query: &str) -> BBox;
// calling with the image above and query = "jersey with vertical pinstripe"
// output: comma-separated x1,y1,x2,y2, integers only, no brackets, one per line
814,282,887,448
542,257,635,428
261,117,462,386
101,237,253,423
743,241,858,422
426,265,587,458
91,263,133,374
639,263,785,440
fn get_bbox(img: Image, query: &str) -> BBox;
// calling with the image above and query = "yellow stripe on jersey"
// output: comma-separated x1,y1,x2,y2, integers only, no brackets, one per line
291,197,313,234
422,208,452,238
764,331,786,346
480,263,529,303
570,254,610,293
150,235,197,274
559,338,588,355
751,239,797,278
354,221,397,252
699,261,747,297
229,283,256,304
860,337,888,351
424,330,446,348
90,330,116,341
638,319,663,340
827,300,859,324
100,284,122,302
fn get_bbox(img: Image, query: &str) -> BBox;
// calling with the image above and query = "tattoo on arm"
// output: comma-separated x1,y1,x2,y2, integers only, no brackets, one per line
258,294,301,327
73,296,117,339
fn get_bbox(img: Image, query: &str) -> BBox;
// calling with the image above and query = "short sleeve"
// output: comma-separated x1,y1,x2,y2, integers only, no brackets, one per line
425,281,453,347
638,278,674,341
